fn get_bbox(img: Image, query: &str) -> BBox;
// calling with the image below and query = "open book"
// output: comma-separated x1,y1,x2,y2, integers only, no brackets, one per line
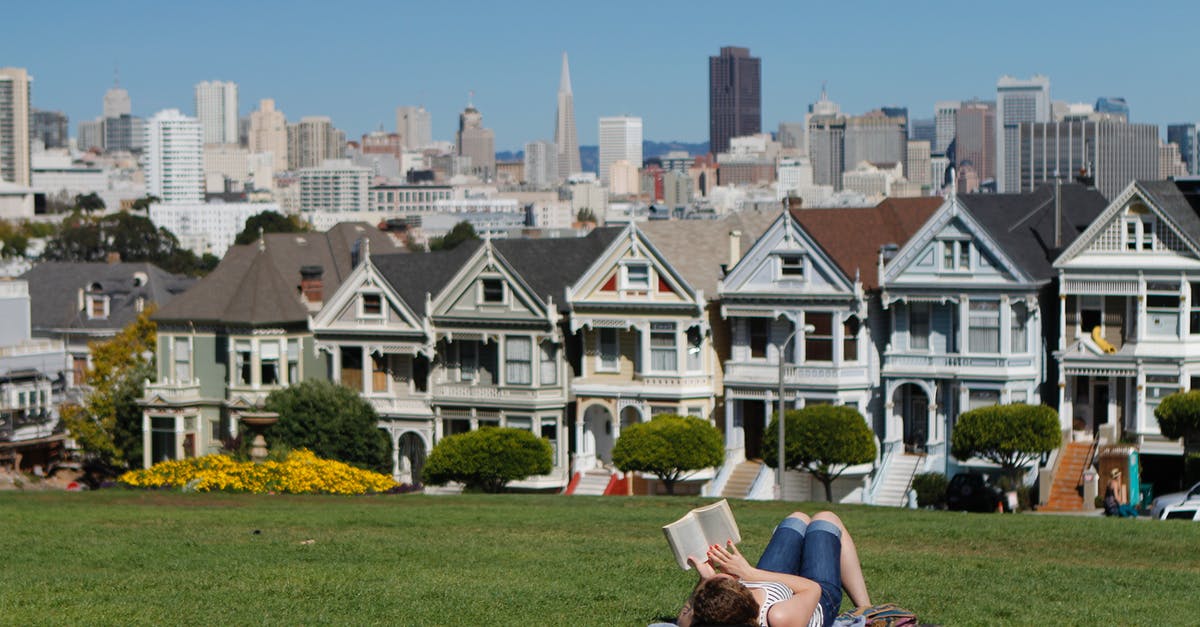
662,499,742,570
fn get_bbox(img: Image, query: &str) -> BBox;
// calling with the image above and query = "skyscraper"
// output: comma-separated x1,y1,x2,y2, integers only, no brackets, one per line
288,116,342,170
1167,124,1199,175
933,101,960,155
194,80,239,145
598,116,642,186
844,111,906,171
708,46,761,155
524,140,557,188
1095,97,1130,122
0,67,32,186
32,110,68,149
249,99,289,173
955,100,996,182
143,109,204,204
805,88,845,189
457,102,495,178
103,84,131,119
396,106,432,150
1015,119,1158,199
555,52,582,180
995,75,1051,193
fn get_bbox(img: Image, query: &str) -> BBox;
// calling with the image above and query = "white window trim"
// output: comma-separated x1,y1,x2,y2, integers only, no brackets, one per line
937,239,972,274
775,251,806,281
479,276,509,306
357,291,386,319
619,261,652,291
259,339,284,388
1123,216,1155,251
647,322,679,374
286,337,302,385
172,335,193,384
231,338,254,387
87,294,110,320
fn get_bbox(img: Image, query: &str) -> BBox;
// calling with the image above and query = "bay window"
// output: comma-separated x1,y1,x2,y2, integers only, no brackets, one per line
686,326,703,371
287,339,300,383
234,340,252,385
506,337,533,385
598,328,619,371
969,301,1000,353
910,303,930,350
539,341,557,385
1010,302,1029,353
173,337,190,382
650,322,677,372
804,313,833,362
260,341,280,385
842,317,860,362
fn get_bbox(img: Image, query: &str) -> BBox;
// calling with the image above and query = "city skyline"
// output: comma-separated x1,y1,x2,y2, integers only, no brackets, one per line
4,0,1198,151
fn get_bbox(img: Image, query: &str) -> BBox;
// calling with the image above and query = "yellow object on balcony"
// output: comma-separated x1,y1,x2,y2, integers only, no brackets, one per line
1091,326,1116,354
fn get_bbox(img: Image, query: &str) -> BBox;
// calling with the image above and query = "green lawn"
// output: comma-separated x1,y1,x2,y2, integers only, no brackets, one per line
0,492,1196,626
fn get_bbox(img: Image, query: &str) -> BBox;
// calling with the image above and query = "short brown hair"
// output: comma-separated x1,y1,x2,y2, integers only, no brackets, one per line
691,577,759,626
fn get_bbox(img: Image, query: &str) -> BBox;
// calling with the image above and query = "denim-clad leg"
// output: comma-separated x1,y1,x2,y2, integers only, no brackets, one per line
798,520,843,625
754,516,808,574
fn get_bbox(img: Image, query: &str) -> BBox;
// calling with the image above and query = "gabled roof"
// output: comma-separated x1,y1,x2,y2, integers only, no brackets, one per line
1136,179,1200,243
958,183,1108,281
638,211,777,297
154,222,401,325
791,197,941,289
21,262,195,332
372,241,483,317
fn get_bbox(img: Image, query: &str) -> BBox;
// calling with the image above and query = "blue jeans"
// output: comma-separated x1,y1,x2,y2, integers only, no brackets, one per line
755,517,843,626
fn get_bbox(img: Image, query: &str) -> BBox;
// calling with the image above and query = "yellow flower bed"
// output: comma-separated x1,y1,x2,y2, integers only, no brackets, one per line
119,450,397,495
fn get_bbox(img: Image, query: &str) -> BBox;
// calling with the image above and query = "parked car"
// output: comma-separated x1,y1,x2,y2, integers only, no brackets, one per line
946,473,1009,513
1151,481,1200,520
1159,498,1200,521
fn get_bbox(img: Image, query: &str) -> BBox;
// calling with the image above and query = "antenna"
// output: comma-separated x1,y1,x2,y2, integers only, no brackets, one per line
467,90,475,108
113,64,120,87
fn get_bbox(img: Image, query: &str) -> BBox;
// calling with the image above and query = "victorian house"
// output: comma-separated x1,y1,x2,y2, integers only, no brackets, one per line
138,224,399,467
878,184,1106,497
1053,179,1200,489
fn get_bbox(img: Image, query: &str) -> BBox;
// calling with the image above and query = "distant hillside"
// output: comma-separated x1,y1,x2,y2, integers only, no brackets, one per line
496,140,709,175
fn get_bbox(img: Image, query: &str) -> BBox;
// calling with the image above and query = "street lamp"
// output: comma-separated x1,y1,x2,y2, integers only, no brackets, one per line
774,317,814,501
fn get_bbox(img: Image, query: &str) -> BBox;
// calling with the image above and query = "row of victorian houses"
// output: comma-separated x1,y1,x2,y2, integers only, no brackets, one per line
123,178,1200,505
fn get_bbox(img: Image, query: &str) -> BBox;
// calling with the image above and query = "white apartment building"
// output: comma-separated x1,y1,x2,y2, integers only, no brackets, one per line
599,116,642,186
524,140,557,188
143,109,205,204
0,68,32,186
298,159,370,213
842,161,902,199
149,201,279,257
777,157,814,199
608,160,639,196
204,145,275,193
31,151,106,197
194,81,239,145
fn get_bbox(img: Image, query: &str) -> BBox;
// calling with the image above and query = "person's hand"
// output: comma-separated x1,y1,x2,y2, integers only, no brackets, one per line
688,555,717,580
707,541,753,580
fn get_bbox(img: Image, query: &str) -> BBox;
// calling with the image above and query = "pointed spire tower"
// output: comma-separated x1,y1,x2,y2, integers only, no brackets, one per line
555,52,581,181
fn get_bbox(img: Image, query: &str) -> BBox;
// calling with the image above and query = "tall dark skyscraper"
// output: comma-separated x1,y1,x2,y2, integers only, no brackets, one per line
708,46,761,155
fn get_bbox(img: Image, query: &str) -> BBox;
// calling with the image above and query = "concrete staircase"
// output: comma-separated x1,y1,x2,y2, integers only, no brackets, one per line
874,453,922,507
570,470,612,496
721,460,763,499
1042,441,1092,512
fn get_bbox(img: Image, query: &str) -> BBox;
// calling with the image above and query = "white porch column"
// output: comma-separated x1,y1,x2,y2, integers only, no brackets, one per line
391,429,401,480
999,294,1011,356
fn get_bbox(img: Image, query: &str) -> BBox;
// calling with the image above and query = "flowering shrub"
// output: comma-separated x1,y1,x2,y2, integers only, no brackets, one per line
119,450,397,495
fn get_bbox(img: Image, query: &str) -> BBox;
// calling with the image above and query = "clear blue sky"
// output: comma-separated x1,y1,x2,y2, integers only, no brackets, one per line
5,0,1197,150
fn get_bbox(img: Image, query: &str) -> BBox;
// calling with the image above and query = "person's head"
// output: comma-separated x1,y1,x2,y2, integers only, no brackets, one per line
690,576,759,626
1110,468,1121,481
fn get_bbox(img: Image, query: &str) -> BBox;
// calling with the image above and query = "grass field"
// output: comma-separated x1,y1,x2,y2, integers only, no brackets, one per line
1,491,1197,626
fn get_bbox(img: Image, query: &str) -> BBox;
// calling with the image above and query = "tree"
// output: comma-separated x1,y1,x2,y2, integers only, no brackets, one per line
428,221,479,251
1154,391,1200,482
40,211,211,276
129,195,161,212
73,192,106,213
422,427,552,493
262,380,392,474
951,403,1060,483
234,210,310,245
612,414,723,495
62,308,157,471
763,405,876,502
575,208,597,224
0,220,28,258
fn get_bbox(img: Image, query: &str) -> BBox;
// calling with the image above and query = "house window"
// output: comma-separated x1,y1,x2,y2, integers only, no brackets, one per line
542,418,559,461
1191,283,1200,334
779,254,804,277
173,337,191,382
804,313,833,362
1124,217,1155,251
287,339,300,383
1011,302,1029,353
235,340,252,385
940,241,970,272
1146,284,1180,338
73,356,88,386
969,301,1000,353
88,295,108,320
967,389,1001,411
842,316,860,362
539,341,557,386
481,278,505,303
360,293,383,317
650,322,678,372
260,341,280,385
506,415,532,431
748,318,770,359
598,329,619,371
459,342,478,382
341,346,363,390
686,326,703,371
650,405,676,417
623,262,650,290
909,303,931,350
372,353,388,393
1148,375,1180,411
506,337,533,385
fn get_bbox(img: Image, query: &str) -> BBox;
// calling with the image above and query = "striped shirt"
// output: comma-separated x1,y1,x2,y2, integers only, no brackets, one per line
742,580,822,627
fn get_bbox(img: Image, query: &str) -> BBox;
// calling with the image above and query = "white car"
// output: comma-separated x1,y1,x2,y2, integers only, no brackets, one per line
1160,498,1200,521
1152,481,1200,520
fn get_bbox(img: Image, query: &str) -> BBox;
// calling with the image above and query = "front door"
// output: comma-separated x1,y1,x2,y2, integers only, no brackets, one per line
1093,382,1110,435
902,385,929,453
743,400,765,460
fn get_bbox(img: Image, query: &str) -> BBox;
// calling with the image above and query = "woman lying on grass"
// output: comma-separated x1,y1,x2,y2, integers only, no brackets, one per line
677,510,870,627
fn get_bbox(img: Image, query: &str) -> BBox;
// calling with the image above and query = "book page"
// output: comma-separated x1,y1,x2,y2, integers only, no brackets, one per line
662,514,706,570
695,500,741,547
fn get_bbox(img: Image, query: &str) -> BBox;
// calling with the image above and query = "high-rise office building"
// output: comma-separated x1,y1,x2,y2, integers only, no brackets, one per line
288,116,343,170
103,84,131,119
1015,119,1158,199
143,109,204,204
396,106,432,150
844,111,906,171
933,101,959,155
524,140,557,188
1167,124,1199,175
995,75,1051,192
955,100,995,182
598,116,642,186
0,68,32,186
1095,97,1129,122
1161,142,1189,179
103,114,143,153
32,110,68,149
249,99,289,173
555,52,581,180
457,103,495,178
708,46,761,155
194,80,239,145
906,140,932,189
804,89,845,189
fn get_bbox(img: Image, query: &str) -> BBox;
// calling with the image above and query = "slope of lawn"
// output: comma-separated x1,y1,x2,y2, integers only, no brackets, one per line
0,491,1196,625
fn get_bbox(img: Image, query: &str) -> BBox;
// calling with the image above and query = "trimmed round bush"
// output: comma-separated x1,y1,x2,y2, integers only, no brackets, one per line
612,414,724,495
951,403,1059,480
422,427,552,493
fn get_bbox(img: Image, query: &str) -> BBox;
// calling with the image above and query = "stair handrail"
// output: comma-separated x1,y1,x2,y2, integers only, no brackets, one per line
1079,437,1101,489
901,453,925,508
866,442,897,505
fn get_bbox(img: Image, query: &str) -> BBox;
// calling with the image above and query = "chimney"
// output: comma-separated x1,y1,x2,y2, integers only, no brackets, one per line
300,265,325,304
785,194,803,211
728,230,743,269
106,251,121,264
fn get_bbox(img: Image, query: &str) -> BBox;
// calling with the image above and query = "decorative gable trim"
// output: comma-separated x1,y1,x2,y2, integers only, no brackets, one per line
719,212,855,295
566,223,702,308
428,240,554,324
1054,181,1200,267
312,258,423,331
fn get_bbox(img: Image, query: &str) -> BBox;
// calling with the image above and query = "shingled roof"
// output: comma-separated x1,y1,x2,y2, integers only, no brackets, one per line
638,211,778,298
21,262,195,333
792,197,942,289
960,183,1109,281
154,222,401,326
371,240,484,317
1136,179,1200,244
